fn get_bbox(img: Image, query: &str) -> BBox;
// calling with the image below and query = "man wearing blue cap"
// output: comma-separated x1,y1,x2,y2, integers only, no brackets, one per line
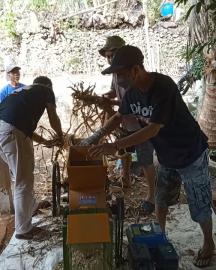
0,64,25,103
89,45,215,268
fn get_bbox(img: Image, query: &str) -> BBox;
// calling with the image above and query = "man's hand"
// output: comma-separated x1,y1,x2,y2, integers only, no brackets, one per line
43,136,64,148
89,143,117,157
102,93,120,106
102,93,110,99
32,132,64,147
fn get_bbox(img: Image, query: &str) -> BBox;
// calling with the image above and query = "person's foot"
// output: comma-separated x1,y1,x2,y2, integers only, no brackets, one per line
15,226,48,240
193,244,215,268
32,200,51,216
121,176,131,188
123,180,131,188
145,192,155,206
140,200,155,215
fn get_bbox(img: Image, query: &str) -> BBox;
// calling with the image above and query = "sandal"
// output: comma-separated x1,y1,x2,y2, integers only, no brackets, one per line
140,200,155,215
119,176,132,189
193,249,213,268
15,226,48,240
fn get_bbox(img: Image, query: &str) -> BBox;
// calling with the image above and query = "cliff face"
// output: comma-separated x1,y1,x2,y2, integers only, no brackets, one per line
0,21,187,80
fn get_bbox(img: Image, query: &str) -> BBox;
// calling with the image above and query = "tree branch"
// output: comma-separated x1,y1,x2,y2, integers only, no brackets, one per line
60,0,118,21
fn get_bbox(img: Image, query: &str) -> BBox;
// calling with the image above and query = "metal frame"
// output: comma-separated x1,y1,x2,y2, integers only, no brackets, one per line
52,162,125,269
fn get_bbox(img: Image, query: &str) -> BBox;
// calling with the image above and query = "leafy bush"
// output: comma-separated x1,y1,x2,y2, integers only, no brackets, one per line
29,0,49,11
147,0,162,25
0,11,18,38
175,0,216,60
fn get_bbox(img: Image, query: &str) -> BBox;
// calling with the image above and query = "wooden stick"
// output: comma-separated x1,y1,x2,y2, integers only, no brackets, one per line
156,41,160,72
60,0,118,21
143,1,152,70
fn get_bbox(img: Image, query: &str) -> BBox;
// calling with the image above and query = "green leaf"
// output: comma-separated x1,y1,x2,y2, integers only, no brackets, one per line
175,0,184,7
206,3,216,11
197,42,208,54
196,2,202,13
185,4,196,20
186,45,197,61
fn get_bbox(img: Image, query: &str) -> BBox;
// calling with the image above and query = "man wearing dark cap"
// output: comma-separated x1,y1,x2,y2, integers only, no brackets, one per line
99,36,127,106
82,36,156,215
0,64,25,103
0,76,63,240
89,45,215,267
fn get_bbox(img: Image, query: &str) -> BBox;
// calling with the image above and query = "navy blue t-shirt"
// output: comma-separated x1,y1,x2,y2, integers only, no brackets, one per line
0,84,56,137
119,72,208,169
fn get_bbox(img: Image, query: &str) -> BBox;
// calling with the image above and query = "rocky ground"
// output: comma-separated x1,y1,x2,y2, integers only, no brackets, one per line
32,149,216,269
2,162,215,270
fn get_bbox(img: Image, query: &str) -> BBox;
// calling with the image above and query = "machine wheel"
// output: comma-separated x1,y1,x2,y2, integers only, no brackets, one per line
52,161,61,216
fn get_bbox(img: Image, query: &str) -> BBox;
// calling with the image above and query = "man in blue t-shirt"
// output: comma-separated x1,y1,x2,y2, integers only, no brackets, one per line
89,46,215,268
0,64,25,103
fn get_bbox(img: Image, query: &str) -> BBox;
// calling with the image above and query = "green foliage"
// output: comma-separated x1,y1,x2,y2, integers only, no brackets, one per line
175,0,216,61
175,0,216,21
66,57,82,70
191,51,205,80
29,0,49,11
209,149,216,162
3,11,17,37
0,2,18,39
186,39,216,61
61,17,80,30
181,46,205,80
146,0,162,25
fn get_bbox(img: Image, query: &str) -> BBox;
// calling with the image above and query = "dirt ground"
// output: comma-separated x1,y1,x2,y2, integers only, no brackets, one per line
35,147,216,269
1,146,216,269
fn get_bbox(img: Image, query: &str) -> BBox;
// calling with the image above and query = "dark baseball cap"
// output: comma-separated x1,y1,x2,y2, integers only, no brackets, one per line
101,45,144,75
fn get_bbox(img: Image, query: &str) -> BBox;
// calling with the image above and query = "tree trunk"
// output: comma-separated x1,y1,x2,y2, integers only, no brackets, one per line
188,1,216,148
198,48,216,149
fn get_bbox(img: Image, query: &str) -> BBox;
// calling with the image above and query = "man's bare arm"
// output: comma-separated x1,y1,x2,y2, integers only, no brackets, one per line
46,103,63,138
116,122,162,150
103,88,117,99
102,111,122,135
32,133,48,144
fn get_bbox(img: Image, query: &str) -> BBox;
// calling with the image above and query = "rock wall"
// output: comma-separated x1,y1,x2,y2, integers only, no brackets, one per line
0,20,189,132
0,21,187,81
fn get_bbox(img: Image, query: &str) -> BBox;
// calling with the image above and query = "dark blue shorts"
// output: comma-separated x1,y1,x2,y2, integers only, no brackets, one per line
155,150,213,223
119,130,154,167
135,141,154,167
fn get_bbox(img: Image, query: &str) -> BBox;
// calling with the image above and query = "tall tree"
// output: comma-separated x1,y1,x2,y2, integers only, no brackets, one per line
176,0,216,148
